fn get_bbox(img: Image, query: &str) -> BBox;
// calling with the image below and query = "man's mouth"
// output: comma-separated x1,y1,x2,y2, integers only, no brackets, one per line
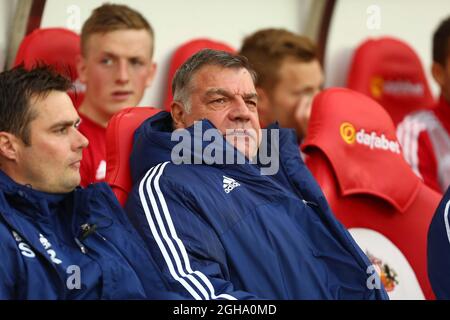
111,90,133,101
225,129,257,140
69,159,82,169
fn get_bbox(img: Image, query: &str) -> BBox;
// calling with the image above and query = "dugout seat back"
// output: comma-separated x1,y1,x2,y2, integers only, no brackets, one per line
105,107,161,206
347,37,435,125
302,88,441,299
14,28,84,108
163,38,235,110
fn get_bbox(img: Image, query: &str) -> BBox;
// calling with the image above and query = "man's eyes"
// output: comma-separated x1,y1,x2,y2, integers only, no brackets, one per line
208,97,229,107
54,127,68,134
292,88,318,97
100,58,113,65
54,123,80,135
246,100,257,107
129,58,144,66
101,57,145,67
209,97,257,108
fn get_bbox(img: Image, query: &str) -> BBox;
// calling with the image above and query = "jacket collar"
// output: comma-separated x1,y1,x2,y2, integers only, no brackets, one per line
131,111,328,208
131,111,301,179
0,169,74,222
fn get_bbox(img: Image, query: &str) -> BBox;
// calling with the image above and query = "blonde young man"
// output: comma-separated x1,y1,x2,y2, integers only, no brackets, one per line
77,4,156,186
239,28,324,142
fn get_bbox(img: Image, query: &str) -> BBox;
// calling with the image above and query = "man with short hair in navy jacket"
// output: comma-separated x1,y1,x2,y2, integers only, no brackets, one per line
125,49,389,300
0,66,178,299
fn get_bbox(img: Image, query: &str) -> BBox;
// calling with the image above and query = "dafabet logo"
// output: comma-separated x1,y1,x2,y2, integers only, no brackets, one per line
339,122,401,154
370,77,424,99
340,122,357,144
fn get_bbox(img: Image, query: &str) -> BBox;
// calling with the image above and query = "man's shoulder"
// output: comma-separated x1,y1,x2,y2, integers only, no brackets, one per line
138,161,216,182
79,182,117,202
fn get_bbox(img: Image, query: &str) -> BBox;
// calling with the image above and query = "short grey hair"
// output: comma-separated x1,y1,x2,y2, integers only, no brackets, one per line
172,49,257,113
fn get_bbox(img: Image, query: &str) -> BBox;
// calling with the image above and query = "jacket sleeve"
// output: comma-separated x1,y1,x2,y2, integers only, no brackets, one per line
428,189,450,299
125,167,260,300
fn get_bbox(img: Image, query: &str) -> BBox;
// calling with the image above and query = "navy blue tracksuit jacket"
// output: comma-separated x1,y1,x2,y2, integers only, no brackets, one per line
0,170,179,299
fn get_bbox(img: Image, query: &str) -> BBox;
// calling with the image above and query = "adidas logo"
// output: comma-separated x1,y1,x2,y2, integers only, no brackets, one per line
223,176,240,194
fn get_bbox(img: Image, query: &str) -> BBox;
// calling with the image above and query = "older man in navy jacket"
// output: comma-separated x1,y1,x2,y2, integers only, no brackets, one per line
125,49,388,300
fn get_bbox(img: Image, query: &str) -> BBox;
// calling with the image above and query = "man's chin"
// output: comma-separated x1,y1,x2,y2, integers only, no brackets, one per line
108,98,139,114
235,143,258,160
63,174,81,191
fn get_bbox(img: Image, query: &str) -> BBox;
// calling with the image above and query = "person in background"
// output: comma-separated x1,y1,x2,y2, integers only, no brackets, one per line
77,3,156,186
397,16,450,193
0,66,177,300
239,28,324,142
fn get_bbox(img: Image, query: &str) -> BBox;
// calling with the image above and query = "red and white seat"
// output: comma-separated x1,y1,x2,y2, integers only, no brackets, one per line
302,88,441,299
105,107,161,206
163,38,235,110
14,28,84,108
347,37,435,126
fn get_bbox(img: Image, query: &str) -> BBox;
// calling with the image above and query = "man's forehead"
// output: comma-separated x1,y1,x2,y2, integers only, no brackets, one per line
192,67,256,92
277,59,323,85
30,92,78,125
204,87,258,98
85,29,153,57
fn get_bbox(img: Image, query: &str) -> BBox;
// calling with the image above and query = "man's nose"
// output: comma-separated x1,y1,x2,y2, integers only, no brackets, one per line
115,60,130,84
228,97,251,122
73,128,89,150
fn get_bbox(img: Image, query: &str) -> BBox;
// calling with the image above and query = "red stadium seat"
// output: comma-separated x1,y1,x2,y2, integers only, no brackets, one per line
302,88,441,299
347,37,435,125
105,107,161,206
14,28,84,108
163,38,235,110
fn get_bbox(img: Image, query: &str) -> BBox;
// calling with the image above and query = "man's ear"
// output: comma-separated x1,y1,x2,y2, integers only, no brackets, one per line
171,101,186,129
0,132,21,161
76,54,88,84
432,62,445,87
145,62,157,88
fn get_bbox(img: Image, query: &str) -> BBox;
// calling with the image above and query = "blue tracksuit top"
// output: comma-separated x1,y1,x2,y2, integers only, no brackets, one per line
0,170,179,299
125,111,389,300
